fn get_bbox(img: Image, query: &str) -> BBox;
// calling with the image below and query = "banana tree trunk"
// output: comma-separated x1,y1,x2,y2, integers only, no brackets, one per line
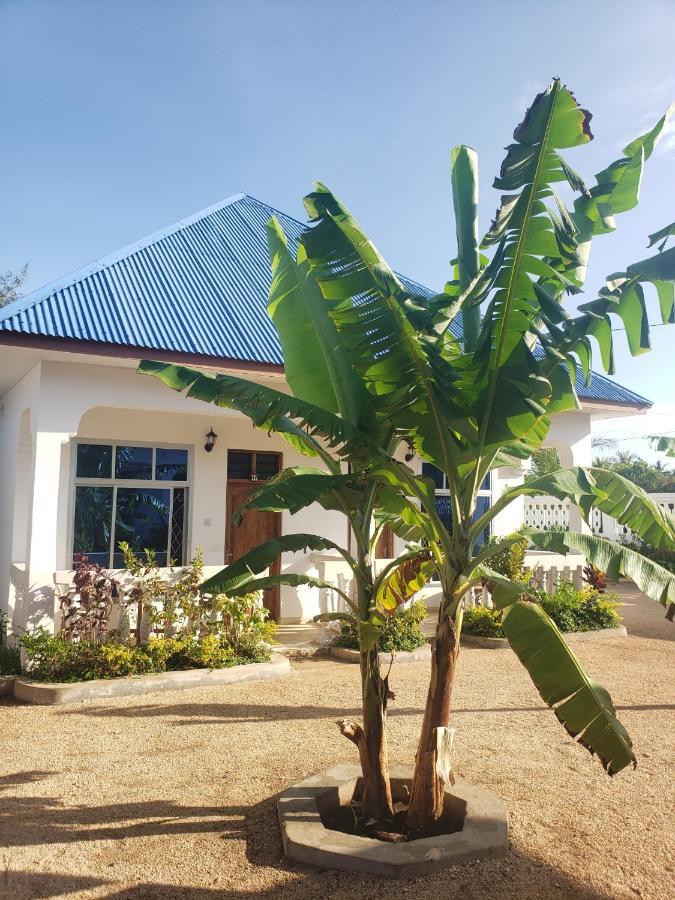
406,614,459,831
339,646,394,820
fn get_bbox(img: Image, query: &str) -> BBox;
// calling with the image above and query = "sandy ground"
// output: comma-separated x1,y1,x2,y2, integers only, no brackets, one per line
1,582,673,900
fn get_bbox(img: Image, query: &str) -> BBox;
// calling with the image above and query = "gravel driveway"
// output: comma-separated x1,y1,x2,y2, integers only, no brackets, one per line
1,582,673,899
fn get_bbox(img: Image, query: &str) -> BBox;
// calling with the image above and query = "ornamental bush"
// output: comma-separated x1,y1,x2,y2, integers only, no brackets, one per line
18,588,277,682
333,599,428,652
462,582,621,639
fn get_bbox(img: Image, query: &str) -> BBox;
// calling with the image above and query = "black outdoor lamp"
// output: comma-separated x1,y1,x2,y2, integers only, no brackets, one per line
204,427,218,453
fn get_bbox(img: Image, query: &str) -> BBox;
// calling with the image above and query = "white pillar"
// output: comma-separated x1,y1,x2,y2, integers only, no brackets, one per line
19,431,74,632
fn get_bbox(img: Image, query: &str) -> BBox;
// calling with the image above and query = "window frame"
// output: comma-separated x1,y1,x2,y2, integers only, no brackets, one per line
421,463,493,567
226,449,282,482
69,438,193,569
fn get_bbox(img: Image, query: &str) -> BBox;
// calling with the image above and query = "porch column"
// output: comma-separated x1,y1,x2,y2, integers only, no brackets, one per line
20,430,74,632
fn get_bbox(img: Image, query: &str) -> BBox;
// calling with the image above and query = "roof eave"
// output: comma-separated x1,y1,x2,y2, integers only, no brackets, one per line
0,332,285,376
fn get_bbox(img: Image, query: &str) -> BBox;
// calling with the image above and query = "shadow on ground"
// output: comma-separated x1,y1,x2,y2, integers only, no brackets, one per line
0,786,618,900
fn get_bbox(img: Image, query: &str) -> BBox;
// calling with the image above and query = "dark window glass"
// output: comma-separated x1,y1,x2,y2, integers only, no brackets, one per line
76,444,112,479
170,488,187,564
480,472,491,492
422,462,445,491
228,451,252,480
113,487,170,567
434,495,453,532
115,446,153,480
473,495,491,549
73,486,113,566
255,453,280,480
156,448,188,481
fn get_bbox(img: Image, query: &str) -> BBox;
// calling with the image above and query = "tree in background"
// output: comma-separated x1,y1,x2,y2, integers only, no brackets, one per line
0,264,28,307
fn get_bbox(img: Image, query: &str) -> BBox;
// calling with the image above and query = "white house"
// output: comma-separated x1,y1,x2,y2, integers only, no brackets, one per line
0,194,651,634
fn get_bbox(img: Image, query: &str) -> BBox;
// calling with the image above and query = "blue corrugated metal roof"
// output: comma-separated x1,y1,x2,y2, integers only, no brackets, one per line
0,192,650,407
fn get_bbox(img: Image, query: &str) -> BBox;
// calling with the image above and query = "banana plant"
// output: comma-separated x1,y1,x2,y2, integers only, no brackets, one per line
139,223,432,821
296,80,675,829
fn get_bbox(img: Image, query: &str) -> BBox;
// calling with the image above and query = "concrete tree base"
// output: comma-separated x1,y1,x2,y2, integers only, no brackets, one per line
462,624,627,649
329,643,431,665
12,653,290,705
278,764,508,879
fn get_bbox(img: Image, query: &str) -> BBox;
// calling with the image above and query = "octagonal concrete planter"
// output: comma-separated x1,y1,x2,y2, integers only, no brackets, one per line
278,763,508,879
330,643,431,665
462,624,627,649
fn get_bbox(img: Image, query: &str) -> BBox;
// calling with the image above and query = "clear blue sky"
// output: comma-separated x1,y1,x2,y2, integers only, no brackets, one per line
1,0,674,437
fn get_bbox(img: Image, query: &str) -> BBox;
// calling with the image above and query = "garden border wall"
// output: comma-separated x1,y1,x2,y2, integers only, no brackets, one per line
12,653,290,705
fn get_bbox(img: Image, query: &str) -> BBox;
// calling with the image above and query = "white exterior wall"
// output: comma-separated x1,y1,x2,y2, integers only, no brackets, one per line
0,358,596,632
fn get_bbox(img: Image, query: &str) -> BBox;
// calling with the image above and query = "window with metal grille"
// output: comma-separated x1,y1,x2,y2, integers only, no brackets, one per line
421,463,492,550
72,442,189,568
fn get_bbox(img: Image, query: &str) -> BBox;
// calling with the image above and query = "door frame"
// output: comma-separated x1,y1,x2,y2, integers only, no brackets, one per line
225,450,283,621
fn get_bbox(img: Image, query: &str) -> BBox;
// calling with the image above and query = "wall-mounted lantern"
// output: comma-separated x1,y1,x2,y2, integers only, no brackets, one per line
204,427,218,453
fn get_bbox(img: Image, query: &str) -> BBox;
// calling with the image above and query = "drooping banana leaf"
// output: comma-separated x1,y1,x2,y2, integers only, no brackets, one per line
137,360,375,461
374,556,435,615
478,466,675,550
201,533,352,595
526,530,675,611
473,565,636,774
501,600,636,775
232,467,363,523
222,572,353,604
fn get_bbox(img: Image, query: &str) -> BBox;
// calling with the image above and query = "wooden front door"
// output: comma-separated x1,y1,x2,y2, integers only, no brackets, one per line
375,524,394,559
226,451,282,621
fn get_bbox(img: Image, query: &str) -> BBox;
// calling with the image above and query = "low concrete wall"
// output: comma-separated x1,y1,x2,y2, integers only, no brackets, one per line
330,644,431,665
462,625,627,649
12,653,291,705
0,675,15,696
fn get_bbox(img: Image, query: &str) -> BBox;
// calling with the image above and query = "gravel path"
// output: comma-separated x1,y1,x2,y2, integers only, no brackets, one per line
1,582,673,899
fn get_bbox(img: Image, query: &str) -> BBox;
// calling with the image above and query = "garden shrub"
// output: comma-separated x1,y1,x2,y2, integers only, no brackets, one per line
462,605,504,638
462,581,621,639
0,645,21,676
0,608,21,675
484,534,529,582
333,599,428,652
18,585,277,682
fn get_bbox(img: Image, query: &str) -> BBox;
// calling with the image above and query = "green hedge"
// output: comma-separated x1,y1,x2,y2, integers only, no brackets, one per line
17,631,272,683
463,581,621,639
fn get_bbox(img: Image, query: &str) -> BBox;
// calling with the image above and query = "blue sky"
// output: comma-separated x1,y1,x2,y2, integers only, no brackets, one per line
2,0,674,456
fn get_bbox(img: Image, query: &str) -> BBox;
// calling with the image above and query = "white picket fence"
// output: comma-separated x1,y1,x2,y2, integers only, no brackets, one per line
523,492,675,543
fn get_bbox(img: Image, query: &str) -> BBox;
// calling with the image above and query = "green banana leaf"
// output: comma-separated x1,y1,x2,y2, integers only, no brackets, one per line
201,533,352,595
526,530,675,610
221,572,351,603
137,360,374,460
475,564,635,774
501,600,635,775
451,145,481,349
266,216,370,426
480,466,675,550
374,557,435,614
232,467,363,523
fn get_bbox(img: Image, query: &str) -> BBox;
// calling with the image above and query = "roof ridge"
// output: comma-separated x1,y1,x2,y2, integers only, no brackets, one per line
0,192,254,321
